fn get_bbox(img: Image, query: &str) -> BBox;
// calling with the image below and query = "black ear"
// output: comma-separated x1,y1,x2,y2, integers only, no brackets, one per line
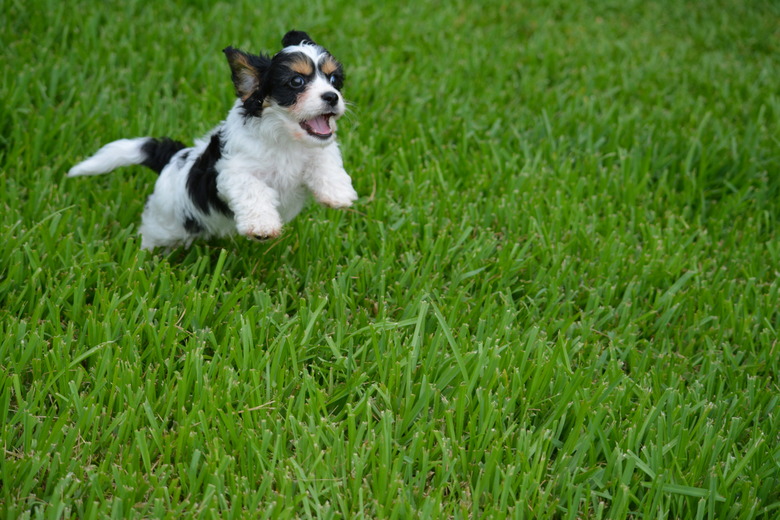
282,30,315,47
223,46,270,101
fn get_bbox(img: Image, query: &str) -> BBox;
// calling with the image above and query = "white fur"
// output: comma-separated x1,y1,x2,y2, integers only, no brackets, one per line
68,42,357,251
67,138,150,176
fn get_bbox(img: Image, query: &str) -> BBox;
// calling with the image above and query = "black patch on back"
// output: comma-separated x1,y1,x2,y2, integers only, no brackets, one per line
186,132,232,216
141,137,187,175
183,215,204,234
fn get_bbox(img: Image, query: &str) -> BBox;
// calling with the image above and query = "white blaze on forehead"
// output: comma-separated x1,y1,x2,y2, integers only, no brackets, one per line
281,43,327,64
280,44,339,78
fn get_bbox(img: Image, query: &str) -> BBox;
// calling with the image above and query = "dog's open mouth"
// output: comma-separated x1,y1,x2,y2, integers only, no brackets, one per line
300,114,334,139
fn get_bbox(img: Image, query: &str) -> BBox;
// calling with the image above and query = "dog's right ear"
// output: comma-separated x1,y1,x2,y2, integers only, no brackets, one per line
282,30,315,48
223,46,270,101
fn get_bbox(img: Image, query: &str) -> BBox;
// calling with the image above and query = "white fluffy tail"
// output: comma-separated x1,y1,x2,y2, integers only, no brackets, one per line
67,138,151,177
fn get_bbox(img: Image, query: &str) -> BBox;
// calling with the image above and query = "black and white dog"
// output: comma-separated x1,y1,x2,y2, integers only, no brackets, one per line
68,31,357,250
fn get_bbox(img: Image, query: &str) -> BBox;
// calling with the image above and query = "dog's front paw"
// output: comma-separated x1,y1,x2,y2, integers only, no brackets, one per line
245,225,283,241
315,183,358,209
236,217,283,242
249,231,281,241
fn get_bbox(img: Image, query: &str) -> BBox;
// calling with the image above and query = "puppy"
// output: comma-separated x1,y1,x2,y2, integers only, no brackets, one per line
68,30,357,250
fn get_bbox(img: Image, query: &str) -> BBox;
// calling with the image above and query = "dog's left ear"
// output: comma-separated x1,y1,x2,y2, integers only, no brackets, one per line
223,46,269,101
282,30,316,48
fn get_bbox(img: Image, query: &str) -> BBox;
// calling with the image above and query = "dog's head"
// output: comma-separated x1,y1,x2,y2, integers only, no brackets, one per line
224,31,346,145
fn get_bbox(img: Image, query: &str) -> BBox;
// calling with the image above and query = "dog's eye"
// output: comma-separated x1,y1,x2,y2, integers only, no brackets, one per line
289,75,305,89
328,75,339,86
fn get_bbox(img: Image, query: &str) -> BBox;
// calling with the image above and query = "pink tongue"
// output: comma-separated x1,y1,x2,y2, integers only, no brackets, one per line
307,116,331,135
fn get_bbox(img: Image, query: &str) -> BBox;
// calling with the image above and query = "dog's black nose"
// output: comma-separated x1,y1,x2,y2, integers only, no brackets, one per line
321,92,339,107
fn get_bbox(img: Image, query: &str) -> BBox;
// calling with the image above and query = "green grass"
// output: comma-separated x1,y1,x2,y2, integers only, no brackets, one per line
2,0,780,517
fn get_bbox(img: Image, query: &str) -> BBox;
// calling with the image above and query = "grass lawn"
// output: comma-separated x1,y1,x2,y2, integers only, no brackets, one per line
2,0,779,517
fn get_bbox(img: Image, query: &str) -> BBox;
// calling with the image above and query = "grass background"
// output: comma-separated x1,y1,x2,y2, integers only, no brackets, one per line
2,0,779,517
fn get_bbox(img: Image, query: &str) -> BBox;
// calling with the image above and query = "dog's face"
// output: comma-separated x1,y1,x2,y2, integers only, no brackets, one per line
224,31,346,145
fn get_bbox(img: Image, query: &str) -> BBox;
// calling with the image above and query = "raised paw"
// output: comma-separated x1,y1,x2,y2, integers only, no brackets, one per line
236,217,282,242
250,232,280,242
244,226,282,241
315,184,358,209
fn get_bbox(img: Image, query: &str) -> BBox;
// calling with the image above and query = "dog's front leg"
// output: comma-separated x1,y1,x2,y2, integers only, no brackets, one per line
305,148,358,209
217,173,283,240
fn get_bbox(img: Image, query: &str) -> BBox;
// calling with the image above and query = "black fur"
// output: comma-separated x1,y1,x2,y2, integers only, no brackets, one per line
177,150,190,166
223,47,270,98
141,137,186,174
223,46,271,117
327,63,345,90
241,89,267,118
225,35,343,118
183,215,204,234
264,52,316,107
282,30,315,47
186,132,232,216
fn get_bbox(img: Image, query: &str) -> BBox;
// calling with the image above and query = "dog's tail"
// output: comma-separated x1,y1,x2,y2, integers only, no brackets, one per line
67,137,186,177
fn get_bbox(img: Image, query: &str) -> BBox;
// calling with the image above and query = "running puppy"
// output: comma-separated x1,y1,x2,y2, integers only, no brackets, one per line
68,31,357,250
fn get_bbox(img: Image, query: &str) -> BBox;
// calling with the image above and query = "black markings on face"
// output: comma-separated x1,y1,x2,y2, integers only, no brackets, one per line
266,52,316,107
223,40,346,117
319,55,345,90
264,51,345,107
289,55,314,76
